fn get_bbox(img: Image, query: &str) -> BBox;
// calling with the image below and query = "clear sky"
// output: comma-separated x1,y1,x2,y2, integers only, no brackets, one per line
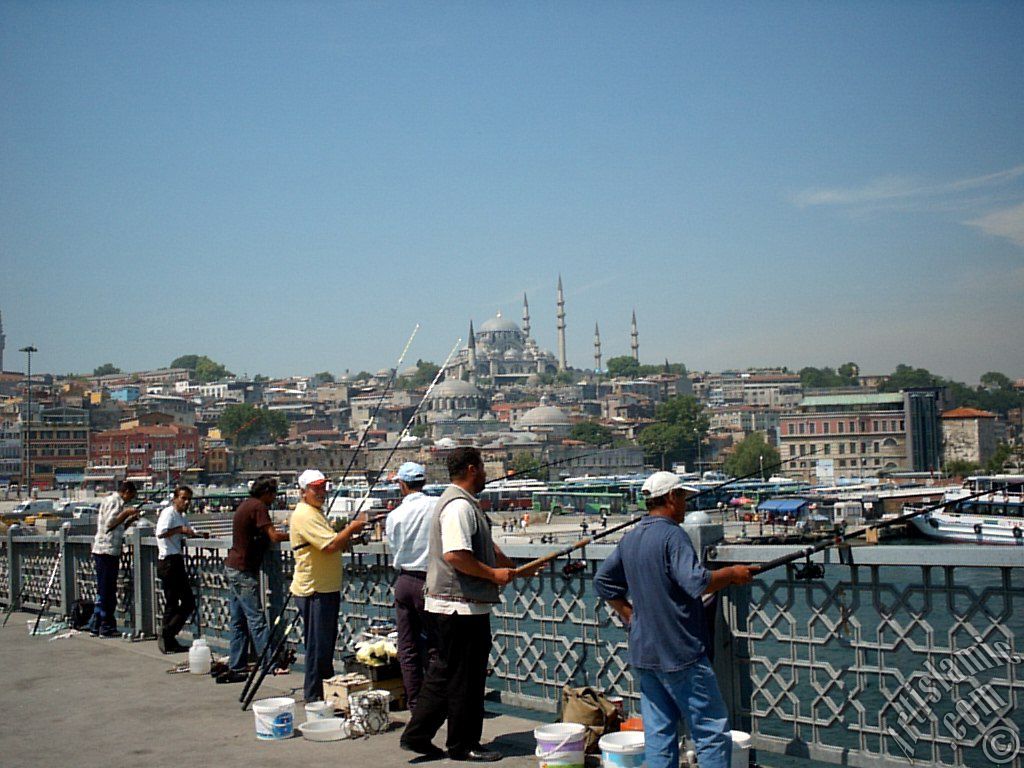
2,2,1022,384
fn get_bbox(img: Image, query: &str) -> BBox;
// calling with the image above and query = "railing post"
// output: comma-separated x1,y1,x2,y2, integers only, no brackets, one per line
8,524,21,612
58,523,72,616
132,522,156,636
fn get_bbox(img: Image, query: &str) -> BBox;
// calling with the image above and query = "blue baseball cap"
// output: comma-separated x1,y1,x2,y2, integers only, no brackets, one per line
396,462,427,483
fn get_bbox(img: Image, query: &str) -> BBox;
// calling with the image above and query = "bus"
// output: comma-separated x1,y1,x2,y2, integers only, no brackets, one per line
532,491,627,516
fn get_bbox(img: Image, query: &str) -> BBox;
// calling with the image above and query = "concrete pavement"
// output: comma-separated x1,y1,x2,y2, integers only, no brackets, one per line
0,612,545,768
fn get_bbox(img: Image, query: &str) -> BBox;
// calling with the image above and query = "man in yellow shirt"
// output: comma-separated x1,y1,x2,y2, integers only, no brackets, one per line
290,469,367,701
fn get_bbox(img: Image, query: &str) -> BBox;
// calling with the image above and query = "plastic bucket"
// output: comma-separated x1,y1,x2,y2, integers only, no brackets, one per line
535,749,585,768
535,723,587,757
730,730,751,768
252,697,295,740
599,731,646,768
304,700,334,722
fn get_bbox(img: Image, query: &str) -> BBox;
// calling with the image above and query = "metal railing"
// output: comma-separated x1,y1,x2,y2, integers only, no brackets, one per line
1,523,1021,768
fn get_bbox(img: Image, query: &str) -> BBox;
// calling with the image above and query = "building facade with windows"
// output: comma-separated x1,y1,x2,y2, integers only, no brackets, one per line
779,389,943,482
90,423,200,482
22,407,91,488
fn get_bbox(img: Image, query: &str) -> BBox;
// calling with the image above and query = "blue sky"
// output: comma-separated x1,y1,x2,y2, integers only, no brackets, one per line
2,2,1022,383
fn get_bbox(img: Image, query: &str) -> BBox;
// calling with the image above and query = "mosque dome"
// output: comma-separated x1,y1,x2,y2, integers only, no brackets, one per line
479,311,521,334
434,437,458,449
520,399,571,428
429,378,484,399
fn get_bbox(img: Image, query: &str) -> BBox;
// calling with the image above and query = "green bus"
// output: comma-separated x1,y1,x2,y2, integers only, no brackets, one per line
532,491,627,516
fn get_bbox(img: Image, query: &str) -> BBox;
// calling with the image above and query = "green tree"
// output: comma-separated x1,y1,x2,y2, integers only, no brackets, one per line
943,459,980,477
980,371,1013,391
353,371,373,382
878,364,942,392
724,432,780,478
837,362,860,381
314,371,335,384
606,356,640,378
218,404,288,445
570,421,614,446
93,363,121,376
409,360,441,388
555,370,576,385
509,452,546,480
171,354,232,383
638,423,690,469
986,443,1015,474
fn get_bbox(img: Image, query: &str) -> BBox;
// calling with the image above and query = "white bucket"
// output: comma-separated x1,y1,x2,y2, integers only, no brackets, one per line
536,749,585,768
599,731,646,768
535,724,587,768
304,700,334,722
252,697,295,740
730,730,751,768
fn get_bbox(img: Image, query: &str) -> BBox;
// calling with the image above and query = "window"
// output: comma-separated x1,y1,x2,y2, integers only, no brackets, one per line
850,442,856,453
824,444,831,455
900,420,905,431
799,423,805,435
839,443,845,455
808,423,816,435
787,423,795,435
873,420,879,431
861,442,867,454
838,422,844,434
873,441,880,453
823,423,830,434
789,445,796,457
800,444,807,456
849,421,856,432
839,459,846,467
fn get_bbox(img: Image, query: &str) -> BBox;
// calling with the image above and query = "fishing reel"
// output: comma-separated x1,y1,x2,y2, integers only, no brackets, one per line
792,556,825,581
561,549,588,577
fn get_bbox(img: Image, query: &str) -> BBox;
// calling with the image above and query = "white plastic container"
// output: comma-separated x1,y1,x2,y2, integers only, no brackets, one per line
253,697,296,740
730,730,752,768
599,731,646,768
304,700,334,722
188,638,211,675
298,718,349,741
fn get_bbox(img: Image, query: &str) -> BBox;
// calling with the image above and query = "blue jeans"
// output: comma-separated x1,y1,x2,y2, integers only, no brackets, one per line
639,658,731,768
226,567,270,671
89,554,120,634
295,591,340,702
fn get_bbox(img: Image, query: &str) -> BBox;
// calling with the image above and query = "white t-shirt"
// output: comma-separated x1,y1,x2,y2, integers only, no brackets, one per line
385,492,435,572
425,498,491,616
91,492,126,556
156,505,188,559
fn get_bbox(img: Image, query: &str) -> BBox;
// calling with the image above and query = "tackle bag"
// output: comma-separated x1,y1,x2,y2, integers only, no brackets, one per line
560,684,621,753
68,599,95,630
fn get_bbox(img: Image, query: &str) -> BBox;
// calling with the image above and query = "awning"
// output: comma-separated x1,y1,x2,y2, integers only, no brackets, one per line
55,472,85,483
757,499,809,515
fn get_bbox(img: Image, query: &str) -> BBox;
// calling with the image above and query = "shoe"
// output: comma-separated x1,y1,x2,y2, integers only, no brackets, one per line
448,747,502,762
166,637,190,653
98,630,120,638
400,739,445,759
216,669,250,684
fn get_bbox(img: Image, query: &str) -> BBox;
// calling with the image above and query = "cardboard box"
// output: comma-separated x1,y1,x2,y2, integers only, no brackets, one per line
323,673,371,712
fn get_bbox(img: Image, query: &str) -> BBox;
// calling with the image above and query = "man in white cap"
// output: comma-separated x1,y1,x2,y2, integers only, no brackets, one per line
594,471,754,768
385,461,436,713
290,468,367,702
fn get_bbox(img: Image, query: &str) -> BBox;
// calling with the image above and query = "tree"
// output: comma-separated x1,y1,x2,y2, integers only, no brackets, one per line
980,371,1013,391
409,360,441,388
606,356,640,378
986,443,1016,474
570,421,614,446
943,459,980,478
171,354,232,383
878,364,942,392
638,423,690,469
555,370,576,385
93,363,121,376
314,371,335,384
799,365,858,388
218,404,288,445
509,452,545,480
724,432,780,478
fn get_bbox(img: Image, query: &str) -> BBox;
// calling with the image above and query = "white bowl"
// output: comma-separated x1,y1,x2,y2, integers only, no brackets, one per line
298,718,349,742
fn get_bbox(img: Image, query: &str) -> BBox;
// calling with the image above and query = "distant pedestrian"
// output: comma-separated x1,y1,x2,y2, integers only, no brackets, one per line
595,471,755,768
155,486,209,654
221,475,289,682
88,481,140,637
385,462,437,713
289,468,367,702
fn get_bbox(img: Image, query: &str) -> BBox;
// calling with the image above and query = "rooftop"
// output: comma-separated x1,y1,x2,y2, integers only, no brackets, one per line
0,611,542,768
799,393,904,407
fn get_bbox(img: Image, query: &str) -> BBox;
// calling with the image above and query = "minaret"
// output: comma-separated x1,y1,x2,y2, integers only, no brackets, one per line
0,310,5,372
593,323,602,372
467,320,477,384
630,310,639,362
522,293,531,339
556,276,567,371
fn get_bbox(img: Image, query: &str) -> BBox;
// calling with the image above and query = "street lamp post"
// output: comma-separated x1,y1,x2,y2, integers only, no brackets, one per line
19,345,38,497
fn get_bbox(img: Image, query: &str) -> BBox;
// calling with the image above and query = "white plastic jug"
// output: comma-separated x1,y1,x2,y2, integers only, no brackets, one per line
189,638,211,675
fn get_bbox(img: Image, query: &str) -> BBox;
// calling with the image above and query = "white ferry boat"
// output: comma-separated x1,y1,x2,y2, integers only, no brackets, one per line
907,474,1024,545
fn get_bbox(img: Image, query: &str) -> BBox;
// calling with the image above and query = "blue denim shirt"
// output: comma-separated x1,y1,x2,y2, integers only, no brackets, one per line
594,515,711,671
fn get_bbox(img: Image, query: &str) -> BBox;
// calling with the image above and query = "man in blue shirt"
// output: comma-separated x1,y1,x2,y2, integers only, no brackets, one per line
595,471,754,768
385,461,437,713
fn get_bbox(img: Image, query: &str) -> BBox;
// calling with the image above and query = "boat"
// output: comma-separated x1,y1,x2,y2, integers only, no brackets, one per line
906,474,1024,545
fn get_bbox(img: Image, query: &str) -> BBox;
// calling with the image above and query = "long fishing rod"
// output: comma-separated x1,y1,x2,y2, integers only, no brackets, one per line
243,339,461,710
747,486,999,579
325,324,420,513
510,455,803,576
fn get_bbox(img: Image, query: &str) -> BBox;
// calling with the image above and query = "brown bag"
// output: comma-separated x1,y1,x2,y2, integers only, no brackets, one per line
560,685,621,753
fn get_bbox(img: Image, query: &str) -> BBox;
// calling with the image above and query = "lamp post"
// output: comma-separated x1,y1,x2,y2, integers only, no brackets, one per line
19,345,38,497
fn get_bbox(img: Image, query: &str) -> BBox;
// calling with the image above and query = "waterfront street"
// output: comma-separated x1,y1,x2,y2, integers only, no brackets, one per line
0,612,543,768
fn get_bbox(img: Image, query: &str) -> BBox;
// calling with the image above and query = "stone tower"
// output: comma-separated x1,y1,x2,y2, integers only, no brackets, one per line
0,310,5,372
467,320,477,383
630,310,639,362
593,323,602,372
556,276,567,371
522,293,531,339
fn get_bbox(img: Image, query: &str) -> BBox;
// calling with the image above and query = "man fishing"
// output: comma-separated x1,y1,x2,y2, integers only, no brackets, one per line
594,471,754,768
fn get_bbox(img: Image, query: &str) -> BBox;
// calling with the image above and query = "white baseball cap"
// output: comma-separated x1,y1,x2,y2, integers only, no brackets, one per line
298,469,327,489
640,471,685,499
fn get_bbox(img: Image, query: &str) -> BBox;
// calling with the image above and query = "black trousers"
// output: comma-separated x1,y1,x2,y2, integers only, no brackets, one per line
156,555,196,641
295,591,340,702
394,572,434,712
402,612,491,753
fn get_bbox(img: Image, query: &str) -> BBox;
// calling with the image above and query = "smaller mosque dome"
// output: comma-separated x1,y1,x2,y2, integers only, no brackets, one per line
479,311,521,333
430,378,484,399
520,397,571,427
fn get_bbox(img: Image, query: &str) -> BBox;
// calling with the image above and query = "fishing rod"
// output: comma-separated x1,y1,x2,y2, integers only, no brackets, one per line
242,338,461,710
510,455,804,577
746,485,1000,580
325,324,420,513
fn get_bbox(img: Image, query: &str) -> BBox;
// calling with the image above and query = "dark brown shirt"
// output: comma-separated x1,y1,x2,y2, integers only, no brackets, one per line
225,497,274,574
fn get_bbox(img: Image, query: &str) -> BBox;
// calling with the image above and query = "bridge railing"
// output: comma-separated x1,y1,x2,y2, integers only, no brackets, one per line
1,523,1021,768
